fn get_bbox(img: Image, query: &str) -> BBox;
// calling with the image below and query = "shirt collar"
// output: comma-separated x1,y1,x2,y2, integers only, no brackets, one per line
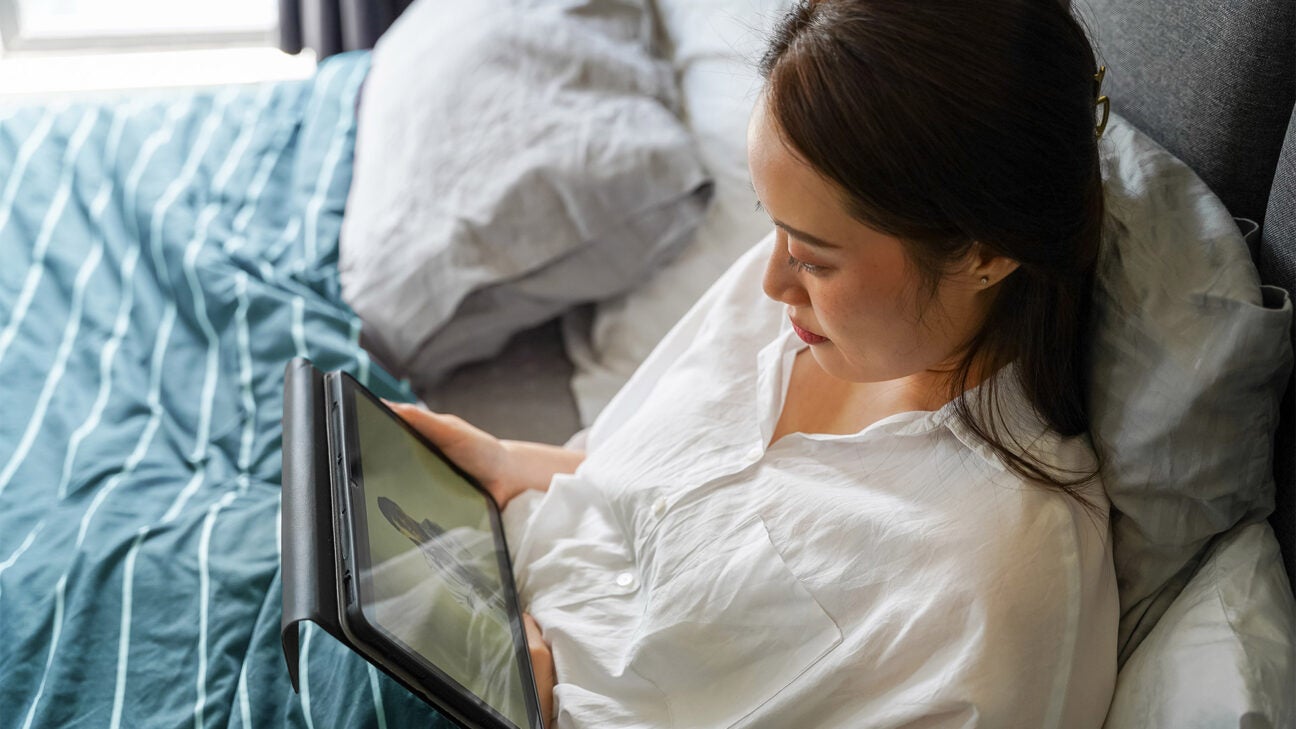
758,320,1053,470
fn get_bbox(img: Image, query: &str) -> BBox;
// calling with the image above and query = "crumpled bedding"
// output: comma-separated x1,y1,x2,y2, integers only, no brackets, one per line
0,52,453,728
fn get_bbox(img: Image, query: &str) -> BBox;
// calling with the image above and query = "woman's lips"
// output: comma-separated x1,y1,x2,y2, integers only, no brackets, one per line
791,319,828,344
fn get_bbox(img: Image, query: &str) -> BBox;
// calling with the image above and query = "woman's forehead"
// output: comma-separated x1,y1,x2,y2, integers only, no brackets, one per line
748,100,857,236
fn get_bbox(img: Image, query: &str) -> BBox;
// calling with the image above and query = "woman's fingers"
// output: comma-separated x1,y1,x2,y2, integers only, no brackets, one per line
384,400,510,506
385,400,465,444
523,613,556,727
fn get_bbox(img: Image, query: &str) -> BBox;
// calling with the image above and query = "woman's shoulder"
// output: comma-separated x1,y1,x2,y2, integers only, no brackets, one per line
937,364,1107,504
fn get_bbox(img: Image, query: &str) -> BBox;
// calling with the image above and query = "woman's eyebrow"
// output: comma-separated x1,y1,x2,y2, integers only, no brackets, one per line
772,220,841,250
753,198,843,250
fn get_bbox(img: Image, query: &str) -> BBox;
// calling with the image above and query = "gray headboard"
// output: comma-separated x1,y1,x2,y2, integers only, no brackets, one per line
1082,0,1296,589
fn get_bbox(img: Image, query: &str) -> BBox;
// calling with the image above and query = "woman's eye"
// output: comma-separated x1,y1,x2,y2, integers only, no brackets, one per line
787,254,825,275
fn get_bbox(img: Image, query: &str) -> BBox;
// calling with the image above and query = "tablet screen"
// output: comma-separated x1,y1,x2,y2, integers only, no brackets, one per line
350,391,531,729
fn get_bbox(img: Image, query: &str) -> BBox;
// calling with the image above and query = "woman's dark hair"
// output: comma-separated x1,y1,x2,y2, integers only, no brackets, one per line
759,0,1104,496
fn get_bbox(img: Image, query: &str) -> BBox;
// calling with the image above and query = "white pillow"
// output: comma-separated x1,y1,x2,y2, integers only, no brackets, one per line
564,0,791,424
342,0,710,387
1102,521,1296,729
1090,114,1293,660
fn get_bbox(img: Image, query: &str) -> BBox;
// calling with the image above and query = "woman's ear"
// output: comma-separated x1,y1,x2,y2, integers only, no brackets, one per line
967,243,1020,288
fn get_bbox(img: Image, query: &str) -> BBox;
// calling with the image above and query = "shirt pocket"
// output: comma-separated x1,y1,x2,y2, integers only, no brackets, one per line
627,515,842,728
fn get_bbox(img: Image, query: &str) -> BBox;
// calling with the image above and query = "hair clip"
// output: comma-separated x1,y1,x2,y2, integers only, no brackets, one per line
1094,65,1110,139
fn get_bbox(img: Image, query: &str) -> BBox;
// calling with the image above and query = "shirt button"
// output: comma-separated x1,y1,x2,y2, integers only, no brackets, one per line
615,571,637,590
651,497,668,518
746,446,763,461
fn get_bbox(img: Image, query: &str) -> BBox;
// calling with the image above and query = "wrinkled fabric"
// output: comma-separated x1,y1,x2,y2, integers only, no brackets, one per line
505,234,1120,728
1088,114,1294,661
1103,521,1296,729
0,53,452,729
341,0,711,389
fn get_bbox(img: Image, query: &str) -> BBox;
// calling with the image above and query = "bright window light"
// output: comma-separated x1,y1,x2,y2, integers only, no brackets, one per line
16,0,275,38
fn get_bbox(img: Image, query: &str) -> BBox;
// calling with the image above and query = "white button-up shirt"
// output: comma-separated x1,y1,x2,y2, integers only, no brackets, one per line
504,235,1118,728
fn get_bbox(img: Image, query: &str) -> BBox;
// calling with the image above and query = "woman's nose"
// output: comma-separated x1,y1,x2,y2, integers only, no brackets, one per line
761,231,809,307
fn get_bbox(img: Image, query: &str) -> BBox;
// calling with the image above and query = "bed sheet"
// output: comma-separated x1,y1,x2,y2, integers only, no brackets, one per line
0,52,452,728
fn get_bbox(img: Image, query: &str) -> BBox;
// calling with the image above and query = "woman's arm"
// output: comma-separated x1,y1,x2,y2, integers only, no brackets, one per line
500,439,585,497
386,401,584,508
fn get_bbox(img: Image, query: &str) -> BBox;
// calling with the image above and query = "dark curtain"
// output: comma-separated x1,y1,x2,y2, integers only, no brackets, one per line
278,0,413,59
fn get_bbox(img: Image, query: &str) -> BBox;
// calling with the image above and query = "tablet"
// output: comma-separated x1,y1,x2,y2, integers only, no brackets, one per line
320,367,544,729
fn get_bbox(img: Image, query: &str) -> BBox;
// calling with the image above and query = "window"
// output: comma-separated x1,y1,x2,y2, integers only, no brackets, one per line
0,1,311,100
0,0,277,54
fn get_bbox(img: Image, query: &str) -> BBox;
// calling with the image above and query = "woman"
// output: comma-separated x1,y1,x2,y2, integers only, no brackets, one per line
392,0,1118,725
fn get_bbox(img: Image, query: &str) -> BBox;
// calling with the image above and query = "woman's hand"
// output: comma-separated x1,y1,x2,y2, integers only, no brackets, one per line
384,401,515,507
523,613,556,727
386,401,587,510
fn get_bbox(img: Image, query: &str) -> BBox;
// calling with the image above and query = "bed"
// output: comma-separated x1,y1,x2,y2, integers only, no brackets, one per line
0,1,1293,728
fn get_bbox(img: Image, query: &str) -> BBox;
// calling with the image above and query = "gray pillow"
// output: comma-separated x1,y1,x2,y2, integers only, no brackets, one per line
1103,522,1296,729
340,0,711,385
1089,113,1294,662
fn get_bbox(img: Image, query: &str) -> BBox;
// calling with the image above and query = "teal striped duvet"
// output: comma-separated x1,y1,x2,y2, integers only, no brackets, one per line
0,52,450,728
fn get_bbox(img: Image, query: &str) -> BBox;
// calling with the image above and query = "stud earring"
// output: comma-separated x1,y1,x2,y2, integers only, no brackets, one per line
980,276,989,286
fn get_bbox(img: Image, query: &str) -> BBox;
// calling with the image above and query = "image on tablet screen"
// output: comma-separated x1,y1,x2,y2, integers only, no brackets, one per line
353,394,529,729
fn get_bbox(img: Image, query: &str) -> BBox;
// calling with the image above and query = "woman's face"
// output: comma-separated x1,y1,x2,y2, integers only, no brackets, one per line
748,98,998,385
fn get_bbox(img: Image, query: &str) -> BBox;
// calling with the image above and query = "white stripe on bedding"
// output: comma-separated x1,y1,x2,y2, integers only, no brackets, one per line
109,528,148,729
123,100,191,242
185,83,267,466
148,87,237,284
236,661,252,729
139,89,238,523
229,143,293,253
0,108,100,369
162,469,206,524
192,491,236,729
221,86,276,256
0,521,42,571
100,100,143,181
0,242,104,496
262,216,301,270
55,101,168,500
184,203,227,464
235,271,255,493
18,574,65,729
212,83,273,194
55,243,138,500
292,296,309,359
193,501,218,729
75,304,175,548
0,521,44,600
0,108,58,237
181,87,272,719
302,61,367,264
367,664,389,729
254,60,345,265
300,622,317,729
136,89,238,521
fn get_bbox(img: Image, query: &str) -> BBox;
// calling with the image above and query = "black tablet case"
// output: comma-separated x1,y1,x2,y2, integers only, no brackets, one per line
280,357,343,693
279,358,454,719
280,358,543,729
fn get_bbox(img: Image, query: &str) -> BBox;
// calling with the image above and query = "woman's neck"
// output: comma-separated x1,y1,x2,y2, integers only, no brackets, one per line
770,349,1003,445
